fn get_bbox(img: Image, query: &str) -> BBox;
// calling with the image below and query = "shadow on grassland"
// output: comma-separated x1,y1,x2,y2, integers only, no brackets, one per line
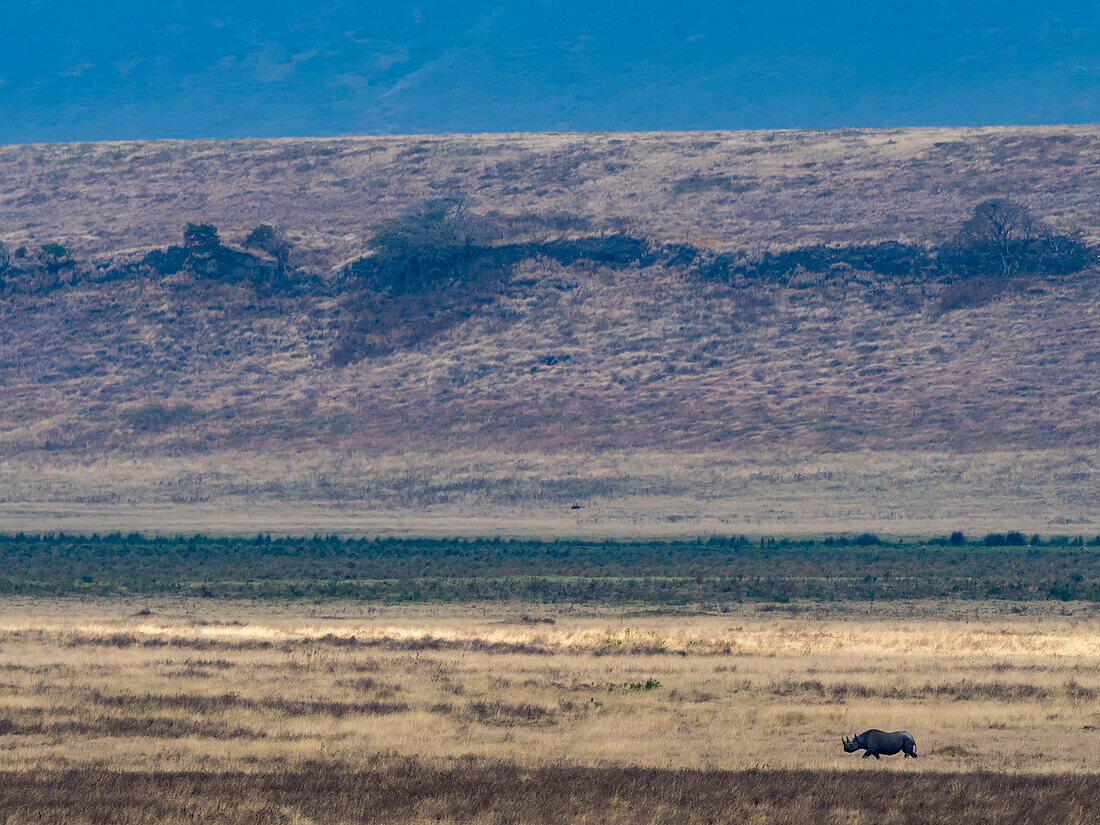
1,761,1096,824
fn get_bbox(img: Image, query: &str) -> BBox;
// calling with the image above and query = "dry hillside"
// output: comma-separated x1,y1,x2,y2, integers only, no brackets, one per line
0,127,1097,535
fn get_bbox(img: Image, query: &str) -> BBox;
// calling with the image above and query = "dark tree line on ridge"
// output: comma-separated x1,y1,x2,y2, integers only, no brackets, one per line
1,198,1094,363
1,198,1090,296
341,197,1093,294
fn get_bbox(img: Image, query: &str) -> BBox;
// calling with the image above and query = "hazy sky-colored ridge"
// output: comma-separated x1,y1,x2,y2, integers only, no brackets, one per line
2,1,1098,142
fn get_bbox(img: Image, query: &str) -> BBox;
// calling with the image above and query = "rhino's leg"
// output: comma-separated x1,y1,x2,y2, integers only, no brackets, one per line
862,751,874,759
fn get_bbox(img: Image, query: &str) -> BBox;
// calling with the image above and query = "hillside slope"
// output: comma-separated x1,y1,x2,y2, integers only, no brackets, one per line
0,128,1096,535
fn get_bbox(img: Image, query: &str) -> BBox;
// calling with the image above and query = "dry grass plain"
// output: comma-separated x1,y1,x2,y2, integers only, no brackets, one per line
0,599,1097,822
0,447,1094,538
0,599,1096,774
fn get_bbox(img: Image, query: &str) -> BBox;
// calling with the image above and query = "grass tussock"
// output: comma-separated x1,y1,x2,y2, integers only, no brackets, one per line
82,690,409,718
0,715,263,740
768,679,1099,702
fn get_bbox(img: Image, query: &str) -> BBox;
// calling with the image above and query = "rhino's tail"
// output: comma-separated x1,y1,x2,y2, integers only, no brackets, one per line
902,732,917,758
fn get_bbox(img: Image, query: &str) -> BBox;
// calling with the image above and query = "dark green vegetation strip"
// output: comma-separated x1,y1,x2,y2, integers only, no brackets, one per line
0,533,1097,603
0,763,1095,825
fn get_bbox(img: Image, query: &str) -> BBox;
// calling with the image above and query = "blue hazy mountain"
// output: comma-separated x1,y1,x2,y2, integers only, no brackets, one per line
2,1,1097,142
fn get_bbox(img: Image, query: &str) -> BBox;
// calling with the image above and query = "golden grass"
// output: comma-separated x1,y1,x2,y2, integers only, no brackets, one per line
0,599,1096,776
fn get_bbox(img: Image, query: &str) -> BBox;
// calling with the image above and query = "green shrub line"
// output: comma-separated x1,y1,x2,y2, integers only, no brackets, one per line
0,532,1096,603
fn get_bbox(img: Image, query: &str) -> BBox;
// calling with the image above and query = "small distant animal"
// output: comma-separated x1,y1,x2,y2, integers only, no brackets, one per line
843,729,918,759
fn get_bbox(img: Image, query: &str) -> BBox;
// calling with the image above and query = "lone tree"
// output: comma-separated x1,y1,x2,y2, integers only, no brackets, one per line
245,224,292,280
183,223,220,250
245,224,288,257
361,199,481,294
946,199,1091,278
40,242,68,259
955,199,1042,276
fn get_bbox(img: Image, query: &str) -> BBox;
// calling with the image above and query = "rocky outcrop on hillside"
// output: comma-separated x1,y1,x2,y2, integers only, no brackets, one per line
142,223,291,288
0,239,97,293
0,222,302,298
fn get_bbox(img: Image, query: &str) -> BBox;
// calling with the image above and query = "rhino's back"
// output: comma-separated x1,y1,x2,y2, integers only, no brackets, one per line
863,729,913,751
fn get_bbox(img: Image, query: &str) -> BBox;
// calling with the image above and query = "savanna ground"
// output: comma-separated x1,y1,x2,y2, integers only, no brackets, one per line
0,594,1097,822
1,127,1098,819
